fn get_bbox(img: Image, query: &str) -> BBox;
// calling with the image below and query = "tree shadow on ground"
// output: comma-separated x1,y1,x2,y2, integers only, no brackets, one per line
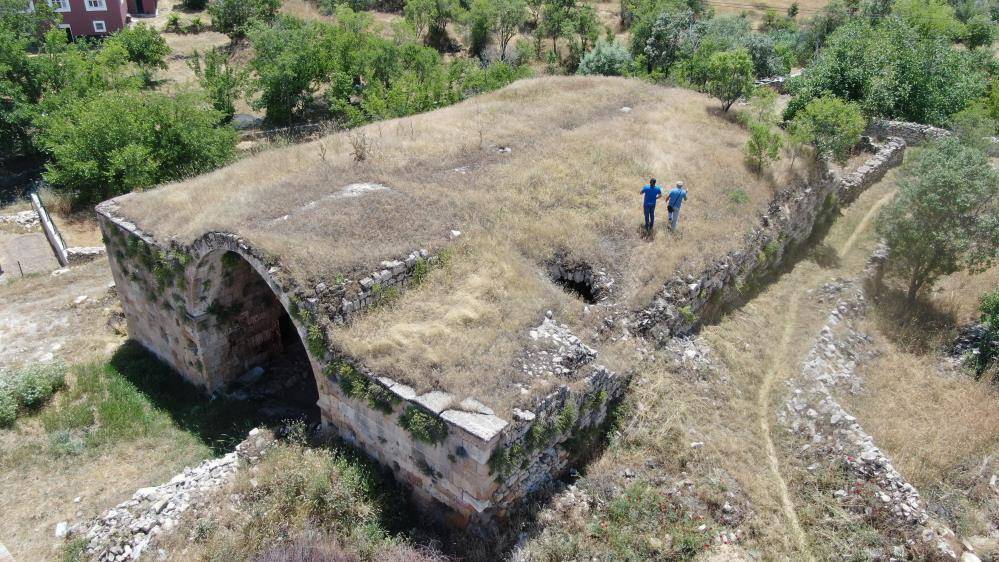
108,341,271,454
869,285,959,354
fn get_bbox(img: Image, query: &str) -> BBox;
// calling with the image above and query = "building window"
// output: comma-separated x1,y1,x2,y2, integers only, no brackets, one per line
92,20,106,32
49,0,69,12
85,0,106,10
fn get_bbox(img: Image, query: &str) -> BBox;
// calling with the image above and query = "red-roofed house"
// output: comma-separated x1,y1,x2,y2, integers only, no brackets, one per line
32,0,157,39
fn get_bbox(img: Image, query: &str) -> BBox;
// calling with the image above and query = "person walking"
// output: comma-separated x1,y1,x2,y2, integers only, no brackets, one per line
667,181,688,231
640,178,662,233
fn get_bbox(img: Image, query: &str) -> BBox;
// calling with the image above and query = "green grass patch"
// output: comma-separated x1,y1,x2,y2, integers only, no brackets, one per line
0,362,68,427
37,342,265,456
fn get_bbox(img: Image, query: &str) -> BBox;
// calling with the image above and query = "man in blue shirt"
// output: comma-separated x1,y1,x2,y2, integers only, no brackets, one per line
640,178,662,232
667,181,688,231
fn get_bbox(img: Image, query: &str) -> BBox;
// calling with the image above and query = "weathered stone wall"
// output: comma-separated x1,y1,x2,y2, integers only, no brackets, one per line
96,203,626,531
635,137,906,342
866,119,949,145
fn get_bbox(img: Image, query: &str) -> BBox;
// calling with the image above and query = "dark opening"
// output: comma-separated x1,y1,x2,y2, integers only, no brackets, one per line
219,255,320,423
555,277,598,304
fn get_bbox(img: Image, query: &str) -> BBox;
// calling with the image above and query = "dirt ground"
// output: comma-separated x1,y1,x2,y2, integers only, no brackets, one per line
0,258,121,370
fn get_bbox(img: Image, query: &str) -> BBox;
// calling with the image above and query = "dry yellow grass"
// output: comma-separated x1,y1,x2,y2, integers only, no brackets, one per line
113,77,802,406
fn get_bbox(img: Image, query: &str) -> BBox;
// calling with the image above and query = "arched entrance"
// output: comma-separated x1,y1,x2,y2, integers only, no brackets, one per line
187,248,319,421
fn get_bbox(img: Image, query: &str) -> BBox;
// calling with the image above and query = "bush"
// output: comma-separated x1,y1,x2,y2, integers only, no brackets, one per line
184,0,207,9
962,14,995,49
578,39,632,76
974,290,999,378
745,120,783,171
0,390,16,427
788,95,864,164
38,90,236,204
0,362,67,427
208,0,280,38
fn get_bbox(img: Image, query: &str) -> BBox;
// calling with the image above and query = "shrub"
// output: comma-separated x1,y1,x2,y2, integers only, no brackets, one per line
13,363,67,409
106,24,170,84
399,406,447,444
0,390,16,427
745,120,783,171
788,95,864,164
973,290,999,378
577,39,632,76
963,14,995,49
165,12,182,32
184,0,207,9
38,90,236,204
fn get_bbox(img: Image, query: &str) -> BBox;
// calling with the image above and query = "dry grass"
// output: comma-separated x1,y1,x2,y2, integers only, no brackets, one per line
845,338,999,491
335,238,599,409
115,77,804,406
524,172,900,560
160,440,444,562
120,78,804,400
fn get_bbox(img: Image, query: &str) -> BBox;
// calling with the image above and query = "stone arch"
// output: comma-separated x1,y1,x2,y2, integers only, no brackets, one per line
182,233,322,416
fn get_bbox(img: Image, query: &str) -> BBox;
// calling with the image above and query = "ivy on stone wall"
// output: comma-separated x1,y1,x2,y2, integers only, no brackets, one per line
325,360,399,414
399,406,448,444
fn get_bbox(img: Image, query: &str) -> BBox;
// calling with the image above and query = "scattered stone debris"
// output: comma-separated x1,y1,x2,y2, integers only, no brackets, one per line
522,314,598,379
66,246,106,265
780,283,966,559
0,210,40,230
76,428,275,561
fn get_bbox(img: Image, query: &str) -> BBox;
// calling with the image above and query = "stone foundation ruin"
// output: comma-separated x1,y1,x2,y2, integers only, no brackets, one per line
95,77,914,533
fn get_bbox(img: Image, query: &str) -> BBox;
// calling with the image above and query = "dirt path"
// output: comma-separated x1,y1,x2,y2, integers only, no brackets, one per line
698,174,902,558
755,289,813,560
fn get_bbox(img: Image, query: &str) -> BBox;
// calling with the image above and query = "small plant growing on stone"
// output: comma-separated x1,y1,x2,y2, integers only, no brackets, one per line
679,305,695,325
306,324,326,358
555,403,577,433
399,406,448,444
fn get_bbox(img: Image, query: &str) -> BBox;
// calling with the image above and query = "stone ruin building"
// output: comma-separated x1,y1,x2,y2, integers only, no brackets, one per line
95,76,906,530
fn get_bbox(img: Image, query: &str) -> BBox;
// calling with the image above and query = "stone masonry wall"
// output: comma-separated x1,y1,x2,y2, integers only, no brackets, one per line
635,137,906,342
96,202,626,530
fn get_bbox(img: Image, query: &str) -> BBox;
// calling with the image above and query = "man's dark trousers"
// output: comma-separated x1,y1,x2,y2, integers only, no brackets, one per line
644,204,656,230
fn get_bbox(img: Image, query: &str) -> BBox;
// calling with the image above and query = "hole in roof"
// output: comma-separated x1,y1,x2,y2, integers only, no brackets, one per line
555,277,597,304
548,261,610,305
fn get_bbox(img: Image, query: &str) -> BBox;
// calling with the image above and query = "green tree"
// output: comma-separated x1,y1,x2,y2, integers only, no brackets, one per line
404,0,460,48
786,18,988,126
106,24,170,85
493,0,527,60
789,95,864,164
876,138,999,301
962,14,995,49
893,0,963,39
37,91,235,205
248,17,334,124
642,8,695,74
705,48,754,112
208,0,280,39
189,47,248,120
465,0,495,58
745,120,783,171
